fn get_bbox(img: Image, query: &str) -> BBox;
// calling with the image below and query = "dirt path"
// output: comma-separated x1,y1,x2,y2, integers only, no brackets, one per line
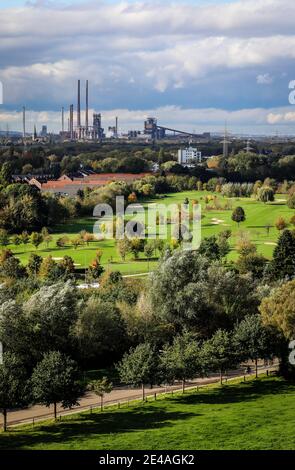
2,365,276,429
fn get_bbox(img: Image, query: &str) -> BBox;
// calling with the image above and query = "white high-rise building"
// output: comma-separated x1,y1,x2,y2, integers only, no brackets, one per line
178,146,202,166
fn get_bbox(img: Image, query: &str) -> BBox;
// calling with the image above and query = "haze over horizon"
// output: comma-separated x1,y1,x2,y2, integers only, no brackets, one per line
1,0,295,135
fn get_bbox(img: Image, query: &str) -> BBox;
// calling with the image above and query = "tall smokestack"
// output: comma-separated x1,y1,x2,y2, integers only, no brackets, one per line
86,80,89,131
77,79,81,128
22,106,26,139
62,107,64,133
115,116,118,137
70,104,74,140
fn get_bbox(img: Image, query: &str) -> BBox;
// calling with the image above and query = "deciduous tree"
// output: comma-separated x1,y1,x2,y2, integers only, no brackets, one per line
32,351,83,420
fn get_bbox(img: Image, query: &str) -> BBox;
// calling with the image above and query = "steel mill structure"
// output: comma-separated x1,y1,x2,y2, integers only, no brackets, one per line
60,80,105,141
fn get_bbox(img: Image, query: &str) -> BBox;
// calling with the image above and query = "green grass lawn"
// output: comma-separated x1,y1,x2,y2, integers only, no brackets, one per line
1,377,294,450
6,191,295,274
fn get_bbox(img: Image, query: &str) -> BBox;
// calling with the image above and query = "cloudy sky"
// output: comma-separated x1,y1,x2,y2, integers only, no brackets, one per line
0,0,295,135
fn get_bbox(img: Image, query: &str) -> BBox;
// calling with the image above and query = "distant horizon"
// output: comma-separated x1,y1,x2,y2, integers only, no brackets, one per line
1,0,295,134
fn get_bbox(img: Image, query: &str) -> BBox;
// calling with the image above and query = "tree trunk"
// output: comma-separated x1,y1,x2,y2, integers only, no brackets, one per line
3,409,7,432
142,383,145,401
54,402,57,420
182,379,185,394
101,396,103,412
220,369,223,385
255,358,258,378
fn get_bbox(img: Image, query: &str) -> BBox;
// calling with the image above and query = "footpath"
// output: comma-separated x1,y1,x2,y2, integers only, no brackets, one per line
2,364,277,429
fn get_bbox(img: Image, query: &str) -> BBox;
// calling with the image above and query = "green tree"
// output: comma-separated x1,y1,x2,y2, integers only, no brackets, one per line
158,147,165,164
287,193,295,209
41,227,52,249
71,237,82,250
0,353,29,431
233,315,271,378
0,255,26,280
27,253,43,277
271,230,295,279
260,280,295,376
0,162,13,185
117,237,131,261
0,229,9,248
202,330,237,384
11,235,21,247
154,238,165,257
89,377,113,412
31,232,43,250
23,281,78,360
21,231,30,250
160,331,203,393
144,242,154,270
217,236,230,258
56,236,69,248
129,238,146,260
117,343,158,400
231,206,246,227
236,253,267,279
74,297,127,364
32,351,83,420
59,256,75,278
198,236,221,261
150,250,258,334
257,186,275,203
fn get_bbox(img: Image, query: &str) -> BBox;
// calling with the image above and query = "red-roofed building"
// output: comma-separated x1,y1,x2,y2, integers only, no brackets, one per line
29,172,150,196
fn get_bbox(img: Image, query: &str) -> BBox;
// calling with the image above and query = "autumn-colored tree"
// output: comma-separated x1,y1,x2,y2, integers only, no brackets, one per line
236,240,257,257
128,192,137,203
260,280,295,341
275,216,287,231
39,256,57,279
117,237,131,261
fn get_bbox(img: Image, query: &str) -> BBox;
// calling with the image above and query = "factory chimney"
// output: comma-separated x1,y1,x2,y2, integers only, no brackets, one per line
77,79,81,128
115,116,118,137
70,104,74,140
62,107,64,133
22,106,26,139
86,80,89,132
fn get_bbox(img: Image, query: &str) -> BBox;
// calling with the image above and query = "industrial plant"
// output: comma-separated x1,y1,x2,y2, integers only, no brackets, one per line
13,80,211,145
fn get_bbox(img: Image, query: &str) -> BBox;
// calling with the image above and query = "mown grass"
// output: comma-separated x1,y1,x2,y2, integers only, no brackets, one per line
1,377,294,450
6,191,294,274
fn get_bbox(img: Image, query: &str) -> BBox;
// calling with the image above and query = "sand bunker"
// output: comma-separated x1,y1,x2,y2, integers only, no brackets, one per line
264,242,277,246
211,218,225,225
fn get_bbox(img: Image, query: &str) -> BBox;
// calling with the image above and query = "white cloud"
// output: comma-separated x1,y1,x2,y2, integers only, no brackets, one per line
256,73,273,84
267,110,295,123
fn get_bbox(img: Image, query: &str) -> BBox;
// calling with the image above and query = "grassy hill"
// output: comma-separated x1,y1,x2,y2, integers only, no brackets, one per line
1,377,295,450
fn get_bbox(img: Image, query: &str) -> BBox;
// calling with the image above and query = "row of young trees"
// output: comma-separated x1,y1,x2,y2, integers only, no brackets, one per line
0,250,104,282
118,315,276,399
